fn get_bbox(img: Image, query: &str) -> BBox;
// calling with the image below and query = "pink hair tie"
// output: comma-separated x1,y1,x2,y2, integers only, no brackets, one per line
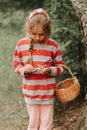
27,8,51,25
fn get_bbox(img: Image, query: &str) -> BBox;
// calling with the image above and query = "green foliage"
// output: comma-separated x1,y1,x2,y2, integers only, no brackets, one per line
0,27,24,99
43,0,86,95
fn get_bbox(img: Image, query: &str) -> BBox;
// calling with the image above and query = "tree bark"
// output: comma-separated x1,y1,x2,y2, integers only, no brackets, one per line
70,0,87,72
70,0,87,95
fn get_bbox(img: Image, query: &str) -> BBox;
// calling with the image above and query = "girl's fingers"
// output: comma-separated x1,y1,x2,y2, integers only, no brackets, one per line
24,65,34,73
39,67,50,75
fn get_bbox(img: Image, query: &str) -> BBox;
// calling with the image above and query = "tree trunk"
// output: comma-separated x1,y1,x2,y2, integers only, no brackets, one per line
70,0,87,95
70,0,87,71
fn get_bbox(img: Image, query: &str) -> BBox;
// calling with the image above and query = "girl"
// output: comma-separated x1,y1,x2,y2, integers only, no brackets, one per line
13,8,64,130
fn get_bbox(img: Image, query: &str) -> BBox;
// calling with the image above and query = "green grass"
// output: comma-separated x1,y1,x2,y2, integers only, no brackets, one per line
0,26,25,100
0,5,30,101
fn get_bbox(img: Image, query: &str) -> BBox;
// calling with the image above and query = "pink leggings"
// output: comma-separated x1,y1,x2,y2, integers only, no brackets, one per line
27,104,54,130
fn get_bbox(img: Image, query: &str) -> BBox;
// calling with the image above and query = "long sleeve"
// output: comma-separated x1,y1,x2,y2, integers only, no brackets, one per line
48,41,64,76
13,42,24,77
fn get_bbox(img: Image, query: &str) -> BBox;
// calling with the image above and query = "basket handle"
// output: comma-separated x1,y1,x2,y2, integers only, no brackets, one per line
58,64,74,78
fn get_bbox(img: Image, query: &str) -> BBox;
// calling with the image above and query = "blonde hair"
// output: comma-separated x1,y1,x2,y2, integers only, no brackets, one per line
27,14,51,64
29,14,51,36
25,9,51,64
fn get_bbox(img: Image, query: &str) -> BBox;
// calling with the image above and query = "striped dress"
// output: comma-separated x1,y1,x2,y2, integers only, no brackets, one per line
13,38,64,104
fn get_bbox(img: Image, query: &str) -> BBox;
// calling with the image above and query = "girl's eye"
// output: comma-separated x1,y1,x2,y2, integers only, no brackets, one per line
40,33,44,36
33,33,36,35
32,33,44,36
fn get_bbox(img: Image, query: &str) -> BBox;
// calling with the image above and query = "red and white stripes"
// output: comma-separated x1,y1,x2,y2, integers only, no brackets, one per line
13,38,64,104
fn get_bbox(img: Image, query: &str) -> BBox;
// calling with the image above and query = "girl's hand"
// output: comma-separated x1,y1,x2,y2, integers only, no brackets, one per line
38,67,51,75
24,64,34,75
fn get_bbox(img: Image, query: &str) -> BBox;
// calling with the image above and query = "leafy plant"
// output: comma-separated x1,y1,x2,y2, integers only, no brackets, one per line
43,0,86,95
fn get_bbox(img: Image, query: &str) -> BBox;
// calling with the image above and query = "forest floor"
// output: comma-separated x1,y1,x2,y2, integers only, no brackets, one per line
53,97,87,130
0,94,86,130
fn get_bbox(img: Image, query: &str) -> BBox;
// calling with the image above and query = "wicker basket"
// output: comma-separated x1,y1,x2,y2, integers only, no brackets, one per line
55,65,80,103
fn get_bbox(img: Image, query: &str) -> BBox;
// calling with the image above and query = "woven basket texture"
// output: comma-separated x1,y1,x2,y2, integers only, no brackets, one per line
55,65,80,103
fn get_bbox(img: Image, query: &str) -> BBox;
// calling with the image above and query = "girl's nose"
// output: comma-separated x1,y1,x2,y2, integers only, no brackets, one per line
36,35,39,40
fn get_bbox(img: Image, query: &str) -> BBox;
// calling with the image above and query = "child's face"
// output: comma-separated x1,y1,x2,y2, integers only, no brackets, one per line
29,24,47,43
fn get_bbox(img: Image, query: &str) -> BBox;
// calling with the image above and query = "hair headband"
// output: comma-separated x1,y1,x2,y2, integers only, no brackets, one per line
25,8,51,33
